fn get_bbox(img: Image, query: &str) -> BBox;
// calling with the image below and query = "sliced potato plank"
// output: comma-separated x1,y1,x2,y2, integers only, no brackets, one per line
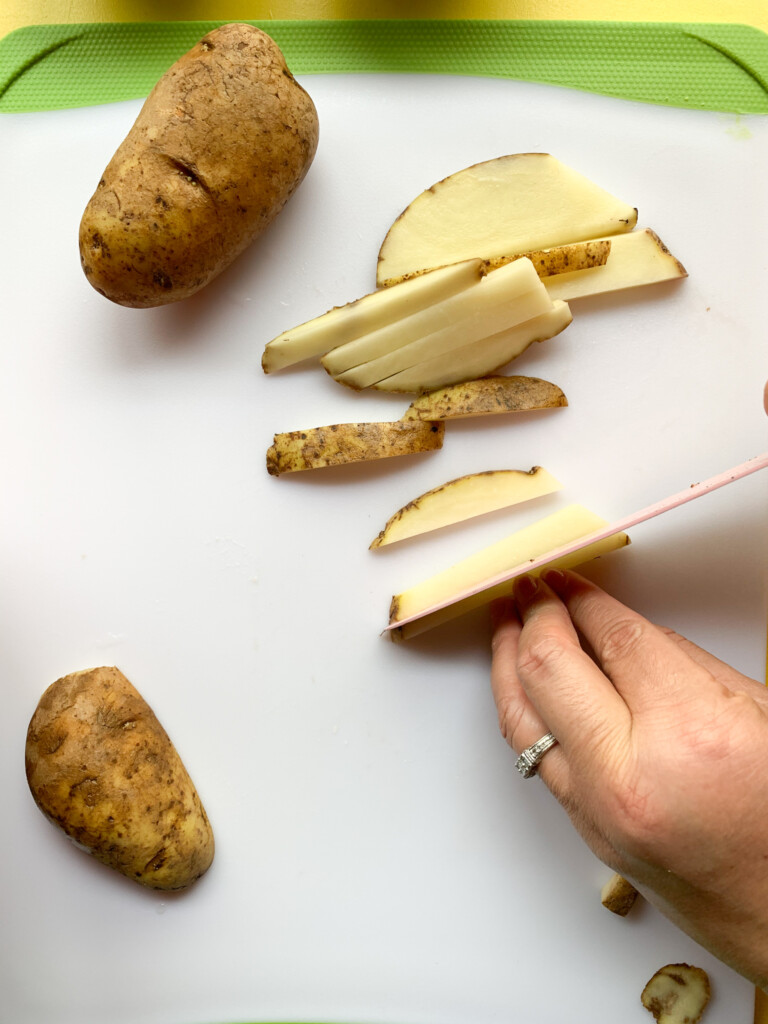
402,375,567,420
266,419,445,475
262,258,483,373
371,300,572,394
376,153,637,285
388,504,630,639
544,228,687,301
322,256,547,378
370,467,563,548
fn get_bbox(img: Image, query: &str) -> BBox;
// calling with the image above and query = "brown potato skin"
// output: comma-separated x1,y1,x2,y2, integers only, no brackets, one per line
25,666,214,890
79,23,319,307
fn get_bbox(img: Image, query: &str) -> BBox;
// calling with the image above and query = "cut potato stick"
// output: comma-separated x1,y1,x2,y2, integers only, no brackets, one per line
641,964,711,1024
388,506,630,640
332,284,554,390
379,240,611,288
370,467,563,549
483,239,611,277
261,258,483,372
544,228,687,302
601,873,640,916
370,300,572,394
376,153,637,285
322,256,549,378
402,375,567,420
266,419,444,475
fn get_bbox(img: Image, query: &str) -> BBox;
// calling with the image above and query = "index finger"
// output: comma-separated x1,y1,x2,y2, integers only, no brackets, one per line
541,569,720,712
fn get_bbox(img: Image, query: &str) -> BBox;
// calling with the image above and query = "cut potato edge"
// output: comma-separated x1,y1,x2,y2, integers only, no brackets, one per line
370,467,563,548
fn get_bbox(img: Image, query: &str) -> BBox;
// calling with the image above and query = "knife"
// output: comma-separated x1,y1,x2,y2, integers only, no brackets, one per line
386,450,768,633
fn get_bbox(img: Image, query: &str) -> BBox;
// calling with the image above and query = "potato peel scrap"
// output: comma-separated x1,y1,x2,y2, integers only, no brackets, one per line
641,963,711,1024
402,375,567,420
266,420,445,475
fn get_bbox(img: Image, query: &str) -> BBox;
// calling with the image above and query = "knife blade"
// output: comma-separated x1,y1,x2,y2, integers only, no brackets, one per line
386,450,768,633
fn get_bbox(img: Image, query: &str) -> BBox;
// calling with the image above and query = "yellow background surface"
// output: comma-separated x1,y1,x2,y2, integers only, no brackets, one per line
2,0,768,39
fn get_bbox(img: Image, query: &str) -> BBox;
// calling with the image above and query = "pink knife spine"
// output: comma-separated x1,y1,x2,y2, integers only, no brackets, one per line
386,451,768,631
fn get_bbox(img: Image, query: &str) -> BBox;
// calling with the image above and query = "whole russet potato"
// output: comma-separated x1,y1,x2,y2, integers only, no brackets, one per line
25,666,214,891
79,23,319,307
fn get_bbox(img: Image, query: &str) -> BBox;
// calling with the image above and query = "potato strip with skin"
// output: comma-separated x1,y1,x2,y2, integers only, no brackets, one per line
321,257,549,378
262,258,484,372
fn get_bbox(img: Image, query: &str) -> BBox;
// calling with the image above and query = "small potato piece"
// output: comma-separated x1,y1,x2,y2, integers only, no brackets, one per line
402,375,567,420
79,24,319,307
601,872,640,916
25,667,214,891
266,419,445,475
641,964,711,1024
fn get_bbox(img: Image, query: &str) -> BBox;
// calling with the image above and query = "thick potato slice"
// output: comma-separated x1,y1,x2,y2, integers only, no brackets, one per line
402,375,567,420
379,239,611,288
262,259,484,373
388,504,630,640
266,419,445,475
641,964,711,1024
322,257,551,380
370,467,563,548
371,301,572,394
80,24,318,308
25,666,214,890
376,153,637,285
601,872,640,916
544,228,687,301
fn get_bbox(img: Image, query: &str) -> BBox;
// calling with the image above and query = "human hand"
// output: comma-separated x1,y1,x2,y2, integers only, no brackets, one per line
491,569,768,987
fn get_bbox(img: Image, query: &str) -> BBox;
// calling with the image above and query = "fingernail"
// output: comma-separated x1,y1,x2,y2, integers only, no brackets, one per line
514,574,538,603
543,568,566,589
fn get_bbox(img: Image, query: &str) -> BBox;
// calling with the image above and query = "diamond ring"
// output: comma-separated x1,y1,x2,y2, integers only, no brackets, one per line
515,732,558,779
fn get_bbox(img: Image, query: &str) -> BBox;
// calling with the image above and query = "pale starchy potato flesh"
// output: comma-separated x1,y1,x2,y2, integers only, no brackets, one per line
389,504,627,627
262,258,484,373
370,467,563,548
641,964,711,1024
543,228,687,302
371,300,572,394
389,528,630,640
331,288,555,390
321,256,550,379
25,666,214,890
402,375,567,420
379,239,611,288
601,872,640,916
376,153,637,285
266,420,445,475
79,23,318,307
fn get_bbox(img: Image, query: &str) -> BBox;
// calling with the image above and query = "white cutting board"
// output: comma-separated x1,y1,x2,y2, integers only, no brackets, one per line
1,73,766,1024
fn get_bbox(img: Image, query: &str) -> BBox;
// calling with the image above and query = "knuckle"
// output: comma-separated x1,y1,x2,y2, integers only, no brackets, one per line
517,630,569,682
597,616,647,667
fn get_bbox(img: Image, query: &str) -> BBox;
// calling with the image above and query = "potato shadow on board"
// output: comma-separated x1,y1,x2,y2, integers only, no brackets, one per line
26,811,210,903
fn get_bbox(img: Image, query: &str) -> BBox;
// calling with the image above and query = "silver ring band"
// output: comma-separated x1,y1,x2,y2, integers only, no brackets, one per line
515,732,558,779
